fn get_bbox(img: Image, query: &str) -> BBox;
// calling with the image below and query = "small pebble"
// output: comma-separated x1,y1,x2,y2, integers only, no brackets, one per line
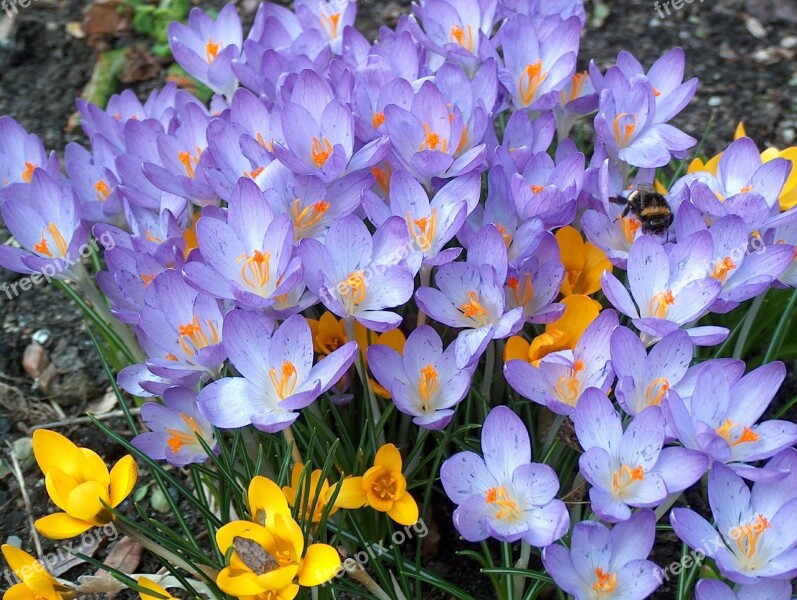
5,535,21,548
22,343,49,379
781,36,797,49
783,128,796,144
708,96,723,107
31,328,51,347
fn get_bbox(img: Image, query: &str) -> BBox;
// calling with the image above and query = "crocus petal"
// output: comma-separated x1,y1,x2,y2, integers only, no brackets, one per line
109,455,138,507
481,406,532,482
298,543,342,586
35,512,93,539
334,477,367,509
387,493,419,526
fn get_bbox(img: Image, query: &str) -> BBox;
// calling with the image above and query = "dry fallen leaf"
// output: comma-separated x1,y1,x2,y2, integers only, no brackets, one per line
87,390,118,415
91,536,144,600
66,21,85,39
48,536,102,577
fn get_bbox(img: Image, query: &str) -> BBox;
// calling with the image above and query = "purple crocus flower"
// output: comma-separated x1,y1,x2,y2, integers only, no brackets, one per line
415,225,525,368
0,116,60,194
384,80,486,188
295,0,357,53
96,245,168,325
554,68,599,140
299,214,415,332
599,48,698,126
601,233,727,346
673,205,794,313
594,71,696,168
671,455,797,584
504,309,617,415
132,387,218,466
183,179,304,310
664,360,797,481
440,406,569,546
197,310,356,432
273,70,389,183
673,137,791,212
610,327,693,417
260,162,370,242
504,232,565,324
498,14,581,111
367,326,471,429
134,269,227,381
0,170,89,278
542,510,663,600
64,139,124,224
408,0,498,71
695,579,793,600
363,169,480,272
168,4,243,98
573,388,708,522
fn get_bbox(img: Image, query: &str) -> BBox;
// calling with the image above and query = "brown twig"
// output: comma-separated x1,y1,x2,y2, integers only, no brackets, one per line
28,408,141,431
5,440,44,559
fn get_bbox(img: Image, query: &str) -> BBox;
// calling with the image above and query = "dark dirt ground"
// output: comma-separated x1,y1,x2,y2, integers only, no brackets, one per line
1,0,796,598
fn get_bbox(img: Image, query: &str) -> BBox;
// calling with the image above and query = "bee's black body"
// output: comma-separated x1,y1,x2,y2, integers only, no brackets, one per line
609,183,673,236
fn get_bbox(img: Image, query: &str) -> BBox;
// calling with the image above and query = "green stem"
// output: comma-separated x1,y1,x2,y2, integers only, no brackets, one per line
480,340,496,403
417,264,432,328
513,541,532,598
732,292,766,359
345,318,386,447
502,542,514,600
654,491,682,521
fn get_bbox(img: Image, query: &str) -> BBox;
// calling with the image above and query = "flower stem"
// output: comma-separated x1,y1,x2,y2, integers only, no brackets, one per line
512,541,531,598
479,340,496,404
283,425,303,465
416,264,431,328
345,318,386,447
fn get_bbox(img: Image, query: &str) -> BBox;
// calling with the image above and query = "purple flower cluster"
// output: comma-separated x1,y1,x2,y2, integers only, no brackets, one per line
1,0,796,596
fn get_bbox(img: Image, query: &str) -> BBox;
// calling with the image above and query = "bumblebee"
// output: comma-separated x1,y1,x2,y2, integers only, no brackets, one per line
609,183,673,236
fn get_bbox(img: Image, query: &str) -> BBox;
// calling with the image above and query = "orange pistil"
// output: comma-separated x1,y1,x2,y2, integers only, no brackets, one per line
730,515,770,559
507,273,534,308
407,208,437,252
177,315,220,356
418,364,439,411
555,359,584,405
621,216,642,244
740,184,753,193
485,486,521,521
269,360,299,400
653,87,661,97
593,568,617,593
460,291,488,322
311,136,333,168
716,419,759,448
22,162,36,183
649,290,675,319
245,166,264,180
205,39,221,63
372,111,385,129
612,112,637,148
450,23,474,52
178,147,202,179
419,123,448,153
612,464,645,495
495,224,512,249
519,60,547,106
645,377,670,406
237,249,271,289
371,162,393,194
339,271,367,308
94,179,111,202
561,70,589,104
140,273,156,287
166,413,203,453
292,198,330,233
34,222,68,258
530,184,544,194
322,12,342,38
711,256,736,283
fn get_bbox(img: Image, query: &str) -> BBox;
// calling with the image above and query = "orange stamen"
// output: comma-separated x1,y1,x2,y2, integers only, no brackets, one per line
407,208,437,252
177,315,220,356
22,162,36,183
34,222,68,258
612,113,637,148
460,291,488,322
593,568,617,593
237,250,271,289
716,419,760,448
485,486,521,520
292,198,330,233
94,179,111,202
311,136,333,168
711,257,736,283
419,123,448,153
205,39,221,63
649,290,675,319
730,515,770,559
612,464,645,494
269,360,299,400
450,24,474,52
372,111,385,129
519,60,548,106
645,377,670,406
507,273,534,307
418,364,438,410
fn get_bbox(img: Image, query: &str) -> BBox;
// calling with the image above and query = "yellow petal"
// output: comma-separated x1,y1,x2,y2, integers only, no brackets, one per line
734,121,747,140
387,492,419,526
66,480,111,525
504,336,531,363
272,513,304,561
654,178,669,196
44,468,79,513
33,430,80,480
215,521,272,556
333,477,367,509
109,455,138,507
580,242,612,296
248,476,290,527
4,582,39,600
79,448,110,488
255,566,299,592
138,576,174,599
35,512,93,539
547,295,601,343
373,443,402,474
1,544,56,593
216,567,269,596
374,329,406,354
555,226,586,276
297,543,342,586
527,330,568,364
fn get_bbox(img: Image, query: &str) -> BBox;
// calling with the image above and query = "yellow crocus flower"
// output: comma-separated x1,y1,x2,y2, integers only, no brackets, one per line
1,544,71,600
504,295,602,365
555,226,612,296
138,576,176,599
335,443,419,526
281,464,339,524
32,429,137,540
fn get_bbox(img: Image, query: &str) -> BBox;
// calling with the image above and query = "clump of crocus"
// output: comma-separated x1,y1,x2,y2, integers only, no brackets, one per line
335,443,419,526
282,463,340,524
1,544,72,600
32,429,137,539
441,406,569,546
